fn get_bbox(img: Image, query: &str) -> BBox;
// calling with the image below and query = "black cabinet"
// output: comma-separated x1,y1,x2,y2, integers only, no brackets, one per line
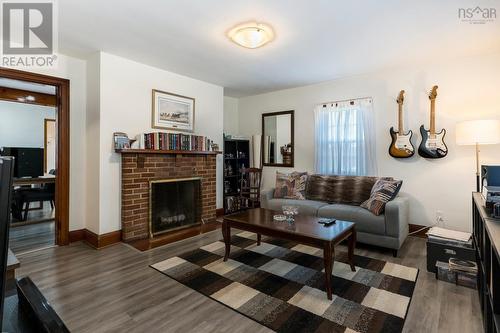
473,193,500,333
223,139,250,214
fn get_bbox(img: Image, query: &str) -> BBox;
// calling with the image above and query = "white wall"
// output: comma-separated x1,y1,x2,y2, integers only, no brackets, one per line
0,101,55,148
96,52,224,234
19,54,88,231
238,52,500,232
223,96,239,135
85,53,101,233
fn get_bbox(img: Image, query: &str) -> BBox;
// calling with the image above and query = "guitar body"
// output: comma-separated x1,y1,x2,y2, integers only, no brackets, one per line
389,127,415,158
418,125,448,159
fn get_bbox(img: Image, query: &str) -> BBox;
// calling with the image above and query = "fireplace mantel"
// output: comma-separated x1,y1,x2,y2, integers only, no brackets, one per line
116,149,221,156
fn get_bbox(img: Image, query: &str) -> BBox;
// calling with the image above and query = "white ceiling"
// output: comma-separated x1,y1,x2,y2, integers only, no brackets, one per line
59,0,500,97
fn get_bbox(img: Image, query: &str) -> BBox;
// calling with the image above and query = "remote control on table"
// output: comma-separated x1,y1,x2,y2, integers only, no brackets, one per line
318,219,336,227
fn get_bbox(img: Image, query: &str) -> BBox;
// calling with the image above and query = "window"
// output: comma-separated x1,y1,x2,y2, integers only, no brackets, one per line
314,98,377,176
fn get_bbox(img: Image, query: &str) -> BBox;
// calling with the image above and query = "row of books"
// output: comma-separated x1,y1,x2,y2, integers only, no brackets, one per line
134,132,215,151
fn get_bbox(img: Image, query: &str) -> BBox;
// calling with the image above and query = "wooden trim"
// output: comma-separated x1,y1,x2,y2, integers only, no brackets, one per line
216,208,224,217
409,224,430,238
69,229,122,249
261,110,294,167
0,86,56,107
43,118,56,173
116,149,221,155
0,68,70,246
68,229,85,242
97,230,122,248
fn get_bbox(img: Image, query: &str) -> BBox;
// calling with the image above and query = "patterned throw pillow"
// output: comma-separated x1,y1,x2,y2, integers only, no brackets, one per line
361,179,403,215
273,171,308,200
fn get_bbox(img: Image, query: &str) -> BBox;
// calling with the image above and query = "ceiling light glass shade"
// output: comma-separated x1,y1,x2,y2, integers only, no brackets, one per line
456,119,500,145
228,22,274,49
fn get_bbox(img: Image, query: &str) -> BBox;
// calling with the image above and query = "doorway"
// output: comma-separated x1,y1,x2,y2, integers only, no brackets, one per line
0,68,70,251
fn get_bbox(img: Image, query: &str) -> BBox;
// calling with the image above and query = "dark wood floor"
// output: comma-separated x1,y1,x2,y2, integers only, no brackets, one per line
15,232,482,333
9,221,55,254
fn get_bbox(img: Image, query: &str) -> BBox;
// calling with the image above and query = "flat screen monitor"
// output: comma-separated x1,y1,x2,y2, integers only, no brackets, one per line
0,147,43,178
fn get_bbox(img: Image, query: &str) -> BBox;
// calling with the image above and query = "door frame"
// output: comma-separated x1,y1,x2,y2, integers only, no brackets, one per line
0,67,70,245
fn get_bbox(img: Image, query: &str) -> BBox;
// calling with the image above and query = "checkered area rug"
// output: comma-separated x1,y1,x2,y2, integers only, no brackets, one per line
151,232,418,333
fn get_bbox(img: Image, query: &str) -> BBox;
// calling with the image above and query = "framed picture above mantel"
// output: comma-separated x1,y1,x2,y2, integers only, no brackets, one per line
152,89,195,132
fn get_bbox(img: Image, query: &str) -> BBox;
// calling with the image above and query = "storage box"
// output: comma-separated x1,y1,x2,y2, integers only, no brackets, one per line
435,261,478,289
426,236,476,273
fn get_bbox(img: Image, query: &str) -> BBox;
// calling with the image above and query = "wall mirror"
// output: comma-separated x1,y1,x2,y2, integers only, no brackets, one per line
262,110,294,167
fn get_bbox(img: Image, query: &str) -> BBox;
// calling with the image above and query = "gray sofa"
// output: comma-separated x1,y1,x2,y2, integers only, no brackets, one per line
261,175,409,256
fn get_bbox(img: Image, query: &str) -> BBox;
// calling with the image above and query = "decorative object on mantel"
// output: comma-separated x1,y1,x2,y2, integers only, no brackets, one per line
152,89,195,132
418,85,448,159
456,119,500,191
113,132,133,150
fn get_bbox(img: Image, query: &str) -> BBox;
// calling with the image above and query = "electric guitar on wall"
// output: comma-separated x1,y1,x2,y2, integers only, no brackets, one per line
389,90,414,158
418,85,448,159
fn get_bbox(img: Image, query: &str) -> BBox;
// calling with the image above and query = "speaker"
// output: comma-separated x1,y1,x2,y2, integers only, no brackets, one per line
481,165,500,187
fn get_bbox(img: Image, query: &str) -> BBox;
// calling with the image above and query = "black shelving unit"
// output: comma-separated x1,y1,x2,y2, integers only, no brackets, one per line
473,193,500,333
223,138,250,214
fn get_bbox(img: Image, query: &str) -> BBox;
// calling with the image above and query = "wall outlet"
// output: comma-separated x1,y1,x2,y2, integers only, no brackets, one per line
436,210,444,225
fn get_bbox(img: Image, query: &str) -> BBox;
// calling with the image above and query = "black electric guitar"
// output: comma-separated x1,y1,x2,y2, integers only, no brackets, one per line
389,90,414,158
418,85,448,159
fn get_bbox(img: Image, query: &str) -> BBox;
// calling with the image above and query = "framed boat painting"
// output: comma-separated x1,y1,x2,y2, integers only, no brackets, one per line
151,89,195,132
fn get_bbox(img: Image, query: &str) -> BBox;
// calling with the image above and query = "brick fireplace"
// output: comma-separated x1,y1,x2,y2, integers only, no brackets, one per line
120,152,218,243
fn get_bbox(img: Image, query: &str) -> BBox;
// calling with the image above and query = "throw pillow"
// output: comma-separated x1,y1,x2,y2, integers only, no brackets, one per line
305,175,393,205
273,171,308,200
361,179,403,215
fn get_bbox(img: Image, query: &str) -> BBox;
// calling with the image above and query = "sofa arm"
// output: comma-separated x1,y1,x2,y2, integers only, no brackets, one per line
384,196,409,238
260,189,275,209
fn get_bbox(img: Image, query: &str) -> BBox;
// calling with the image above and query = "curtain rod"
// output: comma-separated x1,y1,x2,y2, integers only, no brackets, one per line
320,96,372,107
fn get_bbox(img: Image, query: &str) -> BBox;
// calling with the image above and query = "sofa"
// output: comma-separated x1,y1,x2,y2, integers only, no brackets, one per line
261,174,409,256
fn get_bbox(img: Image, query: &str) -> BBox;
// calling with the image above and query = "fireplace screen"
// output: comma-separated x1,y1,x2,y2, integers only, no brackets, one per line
149,177,201,237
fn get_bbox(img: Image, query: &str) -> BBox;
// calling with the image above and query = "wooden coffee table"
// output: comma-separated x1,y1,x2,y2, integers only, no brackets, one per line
222,208,356,300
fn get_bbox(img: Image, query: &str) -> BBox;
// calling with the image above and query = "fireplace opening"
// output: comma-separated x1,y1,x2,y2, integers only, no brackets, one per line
149,177,201,237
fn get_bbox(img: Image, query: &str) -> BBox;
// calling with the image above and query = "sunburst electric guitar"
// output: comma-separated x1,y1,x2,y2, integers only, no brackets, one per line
418,85,448,159
389,90,414,158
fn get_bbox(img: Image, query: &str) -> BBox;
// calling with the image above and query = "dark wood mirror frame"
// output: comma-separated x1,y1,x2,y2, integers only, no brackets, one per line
261,110,294,167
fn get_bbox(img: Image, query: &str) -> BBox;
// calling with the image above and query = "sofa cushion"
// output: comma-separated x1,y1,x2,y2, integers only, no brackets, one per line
306,175,392,205
361,179,403,215
273,171,308,200
264,198,328,216
317,204,386,235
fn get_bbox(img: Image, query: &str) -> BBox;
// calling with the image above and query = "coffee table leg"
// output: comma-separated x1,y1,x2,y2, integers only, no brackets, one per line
323,242,333,300
348,228,356,272
257,233,261,246
222,220,231,262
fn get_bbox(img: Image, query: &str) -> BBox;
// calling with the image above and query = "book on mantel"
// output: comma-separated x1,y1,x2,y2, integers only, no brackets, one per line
132,132,213,151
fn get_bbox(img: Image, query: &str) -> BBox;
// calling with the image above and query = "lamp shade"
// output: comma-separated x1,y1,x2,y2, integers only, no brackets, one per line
456,119,500,145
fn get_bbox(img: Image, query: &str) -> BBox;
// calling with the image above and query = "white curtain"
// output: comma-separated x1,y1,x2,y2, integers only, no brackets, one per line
314,98,377,176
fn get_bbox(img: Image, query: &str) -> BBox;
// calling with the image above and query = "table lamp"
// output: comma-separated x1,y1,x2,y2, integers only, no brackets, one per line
456,119,500,191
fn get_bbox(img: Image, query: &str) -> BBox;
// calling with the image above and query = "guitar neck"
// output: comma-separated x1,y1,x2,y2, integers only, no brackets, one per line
398,104,403,133
430,99,436,135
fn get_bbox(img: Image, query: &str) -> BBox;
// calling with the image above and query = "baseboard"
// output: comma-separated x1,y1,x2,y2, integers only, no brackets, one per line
69,229,122,249
216,208,224,217
68,229,85,242
409,224,430,238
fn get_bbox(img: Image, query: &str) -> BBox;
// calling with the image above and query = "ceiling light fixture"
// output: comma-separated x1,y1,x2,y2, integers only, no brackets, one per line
228,22,274,49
